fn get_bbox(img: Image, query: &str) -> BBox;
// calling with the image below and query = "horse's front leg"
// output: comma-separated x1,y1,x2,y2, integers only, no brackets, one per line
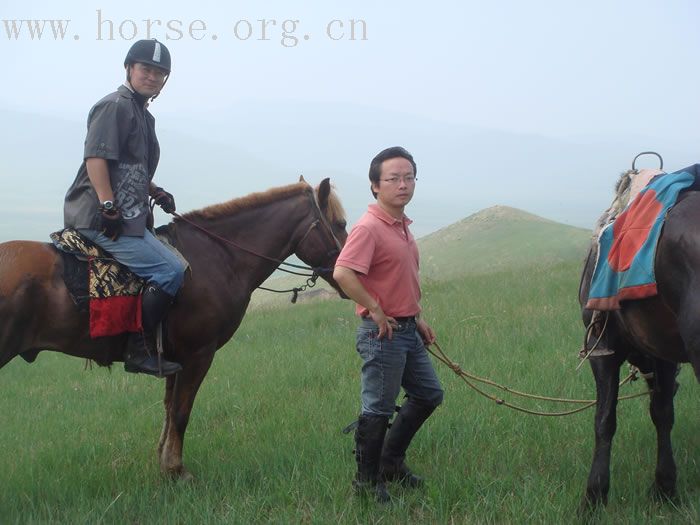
646,359,678,501
159,351,215,480
584,354,624,507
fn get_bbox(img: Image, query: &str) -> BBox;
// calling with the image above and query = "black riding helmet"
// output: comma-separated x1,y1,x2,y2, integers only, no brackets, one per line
124,38,171,74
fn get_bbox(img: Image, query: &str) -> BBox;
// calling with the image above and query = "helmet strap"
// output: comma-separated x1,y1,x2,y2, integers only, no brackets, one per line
149,74,169,103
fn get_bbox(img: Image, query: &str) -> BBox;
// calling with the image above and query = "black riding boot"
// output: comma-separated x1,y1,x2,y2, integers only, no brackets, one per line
124,284,182,377
380,398,437,487
353,414,391,503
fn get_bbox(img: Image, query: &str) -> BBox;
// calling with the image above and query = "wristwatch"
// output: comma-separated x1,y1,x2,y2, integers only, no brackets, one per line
101,200,115,211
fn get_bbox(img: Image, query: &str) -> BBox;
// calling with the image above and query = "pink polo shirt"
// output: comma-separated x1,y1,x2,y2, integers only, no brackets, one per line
335,203,421,318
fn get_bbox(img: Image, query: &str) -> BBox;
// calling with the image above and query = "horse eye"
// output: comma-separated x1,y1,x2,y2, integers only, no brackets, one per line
336,220,347,230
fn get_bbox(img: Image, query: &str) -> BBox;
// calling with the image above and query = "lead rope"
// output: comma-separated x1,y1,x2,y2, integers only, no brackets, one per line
426,342,651,417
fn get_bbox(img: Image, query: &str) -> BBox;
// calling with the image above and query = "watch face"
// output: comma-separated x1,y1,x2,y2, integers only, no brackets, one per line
102,200,114,211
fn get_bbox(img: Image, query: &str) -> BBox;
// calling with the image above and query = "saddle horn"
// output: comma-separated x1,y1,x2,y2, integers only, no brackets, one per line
632,151,663,173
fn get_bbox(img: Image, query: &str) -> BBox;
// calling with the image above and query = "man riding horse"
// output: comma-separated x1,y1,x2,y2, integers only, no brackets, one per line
63,39,185,377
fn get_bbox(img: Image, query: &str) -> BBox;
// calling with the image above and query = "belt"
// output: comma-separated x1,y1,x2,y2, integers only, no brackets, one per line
361,315,415,323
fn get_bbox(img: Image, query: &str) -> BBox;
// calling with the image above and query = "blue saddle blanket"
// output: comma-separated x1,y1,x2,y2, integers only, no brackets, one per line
586,166,698,310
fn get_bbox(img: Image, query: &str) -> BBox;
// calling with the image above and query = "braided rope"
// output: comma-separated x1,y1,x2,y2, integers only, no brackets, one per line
426,342,650,417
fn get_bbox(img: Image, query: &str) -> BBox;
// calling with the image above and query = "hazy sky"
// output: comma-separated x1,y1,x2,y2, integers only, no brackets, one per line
2,0,700,240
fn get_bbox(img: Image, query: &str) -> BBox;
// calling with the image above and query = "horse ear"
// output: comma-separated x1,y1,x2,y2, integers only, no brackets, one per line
299,175,306,183
317,178,331,210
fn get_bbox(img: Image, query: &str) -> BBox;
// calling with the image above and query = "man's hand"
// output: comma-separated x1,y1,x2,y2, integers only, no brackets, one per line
368,305,395,340
152,186,176,213
332,265,394,339
100,208,122,241
417,318,436,346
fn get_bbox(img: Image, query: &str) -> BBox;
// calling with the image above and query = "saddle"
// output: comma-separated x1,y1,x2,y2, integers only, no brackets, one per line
50,228,146,338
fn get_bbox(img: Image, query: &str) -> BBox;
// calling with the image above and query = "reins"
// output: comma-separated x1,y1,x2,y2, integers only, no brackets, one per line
171,212,330,274
426,341,651,417
257,274,320,304
164,188,341,302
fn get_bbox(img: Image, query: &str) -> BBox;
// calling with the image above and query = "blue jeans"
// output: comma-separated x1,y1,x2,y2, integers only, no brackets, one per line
79,229,186,296
356,317,444,417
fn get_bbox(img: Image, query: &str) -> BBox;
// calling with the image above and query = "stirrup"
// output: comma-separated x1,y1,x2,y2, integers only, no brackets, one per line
124,354,181,377
578,346,615,358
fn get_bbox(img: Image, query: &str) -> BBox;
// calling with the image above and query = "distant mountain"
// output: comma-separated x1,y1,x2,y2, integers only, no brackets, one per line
3,104,697,243
418,205,591,281
249,205,592,308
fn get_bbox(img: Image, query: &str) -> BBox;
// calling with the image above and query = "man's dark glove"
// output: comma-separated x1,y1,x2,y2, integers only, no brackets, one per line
100,208,123,241
152,187,176,214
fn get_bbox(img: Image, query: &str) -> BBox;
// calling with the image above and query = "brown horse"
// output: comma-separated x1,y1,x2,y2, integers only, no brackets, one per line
578,169,700,506
0,177,347,479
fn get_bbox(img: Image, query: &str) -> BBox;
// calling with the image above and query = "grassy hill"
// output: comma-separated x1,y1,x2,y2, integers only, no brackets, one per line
250,205,593,308
419,205,592,281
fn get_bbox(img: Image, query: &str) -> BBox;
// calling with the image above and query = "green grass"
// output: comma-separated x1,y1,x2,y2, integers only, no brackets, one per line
1,261,700,523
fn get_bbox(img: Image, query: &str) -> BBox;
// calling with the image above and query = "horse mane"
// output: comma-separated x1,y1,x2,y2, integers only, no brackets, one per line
176,180,346,224
177,182,310,222
593,169,635,235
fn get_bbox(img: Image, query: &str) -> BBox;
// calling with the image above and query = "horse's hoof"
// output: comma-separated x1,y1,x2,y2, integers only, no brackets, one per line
162,466,195,483
579,492,607,515
178,469,195,483
649,482,676,503
578,498,607,524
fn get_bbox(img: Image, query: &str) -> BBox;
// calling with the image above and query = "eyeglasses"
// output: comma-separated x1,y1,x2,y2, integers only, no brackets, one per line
379,176,417,185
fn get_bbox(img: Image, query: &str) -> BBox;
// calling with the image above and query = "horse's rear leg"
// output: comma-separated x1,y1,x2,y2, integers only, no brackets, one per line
584,354,624,507
646,360,678,500
159,352,215,479
158,375,176,458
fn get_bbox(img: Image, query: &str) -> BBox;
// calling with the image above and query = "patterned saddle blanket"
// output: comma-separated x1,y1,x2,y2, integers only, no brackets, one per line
50,228,147,338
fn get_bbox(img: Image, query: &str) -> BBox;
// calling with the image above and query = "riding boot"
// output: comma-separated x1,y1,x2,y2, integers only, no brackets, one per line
380,398,437,488
353,414,391,503
124,284,182,377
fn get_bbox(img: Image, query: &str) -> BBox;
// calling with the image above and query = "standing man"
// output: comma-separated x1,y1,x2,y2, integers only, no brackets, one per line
333,146,444,502
64,39,185,377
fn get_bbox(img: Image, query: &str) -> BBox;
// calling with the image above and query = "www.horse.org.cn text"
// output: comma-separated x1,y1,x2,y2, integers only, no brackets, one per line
2,11,369,47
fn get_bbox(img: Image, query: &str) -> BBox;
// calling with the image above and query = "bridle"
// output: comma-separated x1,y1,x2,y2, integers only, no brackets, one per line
165,188,343,301
307,184,344,260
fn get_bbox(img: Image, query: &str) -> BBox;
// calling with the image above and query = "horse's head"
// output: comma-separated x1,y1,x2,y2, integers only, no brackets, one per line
294,177,348,297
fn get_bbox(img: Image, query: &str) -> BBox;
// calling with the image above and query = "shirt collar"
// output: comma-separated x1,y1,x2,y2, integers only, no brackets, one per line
119,83,149,107
367,203,412,226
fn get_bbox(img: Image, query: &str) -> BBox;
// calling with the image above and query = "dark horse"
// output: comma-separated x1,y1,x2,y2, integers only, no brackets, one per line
578,169,700,506
0,177,347,479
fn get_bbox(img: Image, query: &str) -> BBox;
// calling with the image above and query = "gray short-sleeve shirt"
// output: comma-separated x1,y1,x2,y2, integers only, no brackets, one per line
64,84,160,236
